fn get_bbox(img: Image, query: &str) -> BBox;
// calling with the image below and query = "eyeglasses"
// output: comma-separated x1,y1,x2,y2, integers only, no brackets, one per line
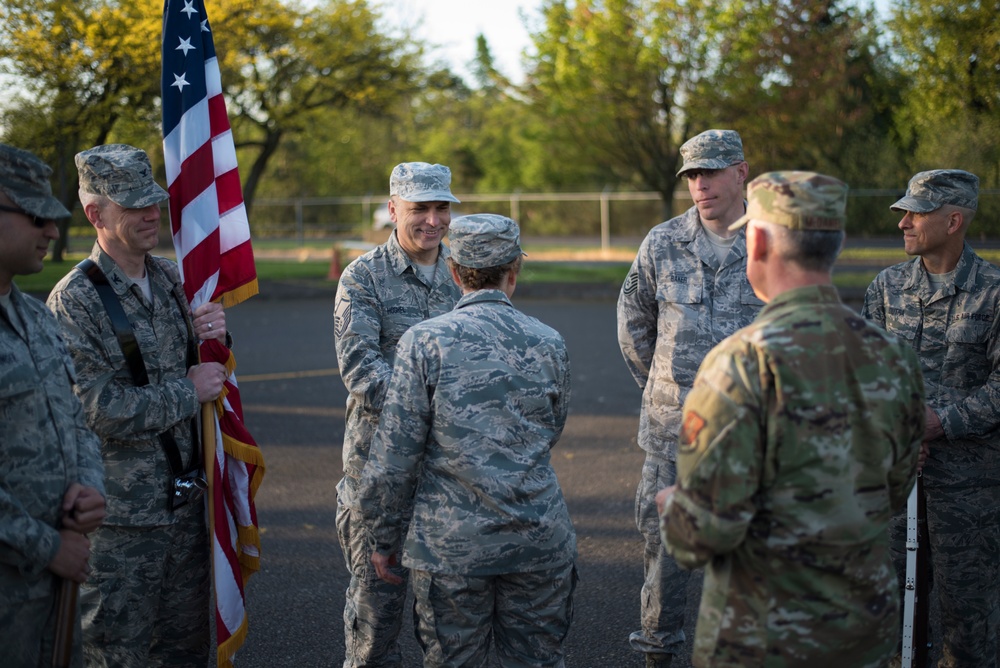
0,204,53,228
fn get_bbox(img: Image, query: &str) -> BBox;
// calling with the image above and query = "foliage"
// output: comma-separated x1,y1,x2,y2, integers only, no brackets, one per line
891,0,1000,187
0,0,163,259
524,0,711,217
1,0,997,241
0,0,426,245
215,0,426,213
699,1,904,180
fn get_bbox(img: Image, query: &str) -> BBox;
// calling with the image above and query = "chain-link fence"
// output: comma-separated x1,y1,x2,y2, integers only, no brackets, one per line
61,189,1000,252
246,189,1000,245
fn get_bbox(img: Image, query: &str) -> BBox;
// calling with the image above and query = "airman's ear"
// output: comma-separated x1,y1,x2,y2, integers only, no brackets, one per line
746,222,768,261
945,209,964,236
83,201,104,229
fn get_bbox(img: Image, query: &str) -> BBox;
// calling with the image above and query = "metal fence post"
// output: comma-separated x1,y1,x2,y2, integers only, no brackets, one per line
600,187,611,254
294,198,304,245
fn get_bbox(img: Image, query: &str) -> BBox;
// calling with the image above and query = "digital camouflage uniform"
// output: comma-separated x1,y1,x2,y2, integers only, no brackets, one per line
862,169,1000,668
662,171,926,667
1,142,105,668
47,244,208,668
46,145,209,667
617,130,763,659
333,162,462,667
358,214,577,667
1,286,106,668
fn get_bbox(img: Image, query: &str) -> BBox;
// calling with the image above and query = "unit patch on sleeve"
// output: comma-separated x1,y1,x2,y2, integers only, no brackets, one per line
679,410,706,453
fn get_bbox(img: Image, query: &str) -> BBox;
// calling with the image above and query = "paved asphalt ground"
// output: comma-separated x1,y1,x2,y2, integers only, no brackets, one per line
224,278,950,667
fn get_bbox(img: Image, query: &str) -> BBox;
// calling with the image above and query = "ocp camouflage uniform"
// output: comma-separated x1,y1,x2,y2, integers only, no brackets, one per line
333,230,461,666
357,287,576,667
663,284,926,667
863,243,1000,667
47,244,209,667
617,204,763,654
1,284,105,668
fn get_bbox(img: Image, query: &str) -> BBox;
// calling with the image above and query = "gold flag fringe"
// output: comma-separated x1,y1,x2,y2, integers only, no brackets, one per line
220,279,259,309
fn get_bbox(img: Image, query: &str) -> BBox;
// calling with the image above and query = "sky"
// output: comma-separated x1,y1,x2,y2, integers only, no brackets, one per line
388,0,538,84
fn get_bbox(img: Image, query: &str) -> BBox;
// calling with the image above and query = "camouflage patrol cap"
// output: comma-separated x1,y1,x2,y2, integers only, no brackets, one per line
390,162,460,203
75,144,168,209
729,171,847,232
449,214,526,269
676,129,745,177
890,169,979,213
0,143,72,219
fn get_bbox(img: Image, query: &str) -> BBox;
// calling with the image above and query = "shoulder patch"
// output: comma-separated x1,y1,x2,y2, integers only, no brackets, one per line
679,410,706,453
622,271,639,296
334,299,352,339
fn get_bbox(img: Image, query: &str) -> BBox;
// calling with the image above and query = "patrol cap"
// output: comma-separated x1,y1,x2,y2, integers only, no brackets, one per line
0,143,72,219
890,169,979,213
389,162,460,203
75,144,168,209
729,171,848,232
449,214,525,269
676,129,745,177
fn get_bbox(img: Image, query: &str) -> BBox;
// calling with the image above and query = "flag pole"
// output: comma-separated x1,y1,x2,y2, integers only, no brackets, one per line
202,400,217,598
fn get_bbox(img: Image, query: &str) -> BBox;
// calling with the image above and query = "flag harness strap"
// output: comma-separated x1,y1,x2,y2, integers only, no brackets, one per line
76,258,201,506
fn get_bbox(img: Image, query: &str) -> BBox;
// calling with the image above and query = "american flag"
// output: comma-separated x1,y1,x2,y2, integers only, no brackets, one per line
161,0,264,665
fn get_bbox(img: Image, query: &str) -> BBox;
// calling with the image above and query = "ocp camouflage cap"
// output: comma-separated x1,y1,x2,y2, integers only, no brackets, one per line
76,144,168,209
390,162,460,203
890,169,979,213
676,129,745,177
449,213,525,269
729,171,847,232
0,143,71,219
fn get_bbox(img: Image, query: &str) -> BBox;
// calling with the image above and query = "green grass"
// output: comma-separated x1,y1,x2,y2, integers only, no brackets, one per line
18,255,884,298
520,262,631,284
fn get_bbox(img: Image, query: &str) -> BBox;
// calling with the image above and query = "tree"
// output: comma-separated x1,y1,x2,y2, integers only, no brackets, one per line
214,0,426,217
891,0,1000,186
526,0,769,217
1,0,426,252
0,0,163,259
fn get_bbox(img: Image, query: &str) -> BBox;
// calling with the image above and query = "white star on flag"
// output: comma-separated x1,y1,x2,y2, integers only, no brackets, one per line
181,0,197,18
171,72,189,91
176,36,195,56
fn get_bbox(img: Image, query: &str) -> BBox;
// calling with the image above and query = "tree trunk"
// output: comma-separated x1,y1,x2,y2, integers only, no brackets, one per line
241,129,284,223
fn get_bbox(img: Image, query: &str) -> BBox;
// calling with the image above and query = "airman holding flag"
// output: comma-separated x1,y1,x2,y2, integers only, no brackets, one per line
48,144,228,667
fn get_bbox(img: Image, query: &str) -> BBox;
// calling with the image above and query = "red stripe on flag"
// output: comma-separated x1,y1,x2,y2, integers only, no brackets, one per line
208,94,231,137
215,169,243,215
168,141,217,235
218,242,257,300
181,232,222,300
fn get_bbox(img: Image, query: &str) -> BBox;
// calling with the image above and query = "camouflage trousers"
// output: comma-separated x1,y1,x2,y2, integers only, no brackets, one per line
889,477,1000,667
410,561,577,668
632,451,691,658
336,489,408,668
1,581,83,668
80,504,210,668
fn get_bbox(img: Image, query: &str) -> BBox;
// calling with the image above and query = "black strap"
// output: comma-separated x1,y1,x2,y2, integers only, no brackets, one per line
77,258,196,477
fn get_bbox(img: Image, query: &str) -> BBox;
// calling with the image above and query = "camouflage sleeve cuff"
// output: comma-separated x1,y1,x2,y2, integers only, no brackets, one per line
370,530,399,557
938,404,965,441
660,493,707,569
21,523,60,578
663,489,749,568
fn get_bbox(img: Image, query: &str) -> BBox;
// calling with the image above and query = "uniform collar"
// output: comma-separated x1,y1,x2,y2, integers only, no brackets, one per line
904,242,978,296
89,242,178,301
385,230,452,287
455,288,513,310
